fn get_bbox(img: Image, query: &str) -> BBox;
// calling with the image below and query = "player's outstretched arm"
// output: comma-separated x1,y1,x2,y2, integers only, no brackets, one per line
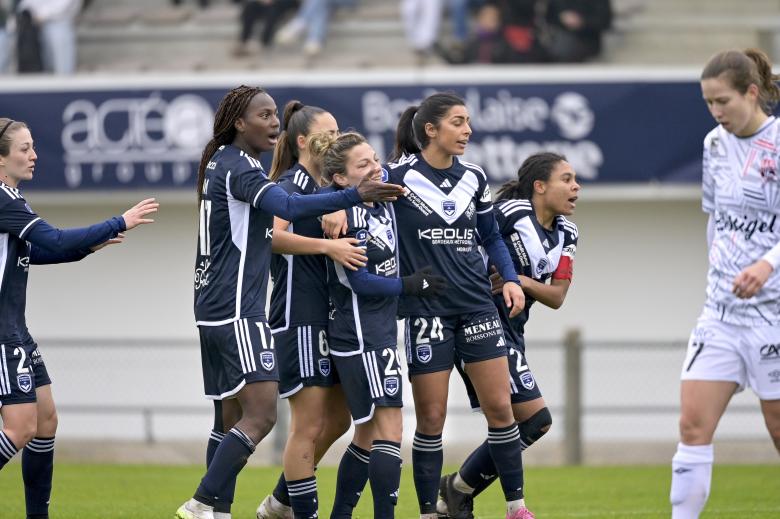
122,198,159,230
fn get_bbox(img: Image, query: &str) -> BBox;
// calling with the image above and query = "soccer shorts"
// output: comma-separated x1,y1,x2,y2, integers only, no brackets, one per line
0,340,50,407
682,316,780,400
199,318,278,400
405,310,508,376
275,325,338,398
456,340,542,411
332,346,403,424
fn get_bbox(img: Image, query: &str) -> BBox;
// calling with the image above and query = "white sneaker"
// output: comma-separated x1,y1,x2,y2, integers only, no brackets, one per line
257,494,293,519
275,19,305,45
176,498,215,519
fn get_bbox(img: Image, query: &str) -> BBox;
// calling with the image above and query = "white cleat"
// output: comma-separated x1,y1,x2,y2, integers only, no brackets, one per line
175,498,215,519
256,494,294,519
214,513,232,519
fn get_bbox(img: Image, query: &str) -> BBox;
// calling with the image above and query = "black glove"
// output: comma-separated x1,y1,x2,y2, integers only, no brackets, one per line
401,266,447,297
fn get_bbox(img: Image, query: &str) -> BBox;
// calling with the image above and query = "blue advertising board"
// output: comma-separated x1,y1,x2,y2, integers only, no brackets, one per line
0,71,715,191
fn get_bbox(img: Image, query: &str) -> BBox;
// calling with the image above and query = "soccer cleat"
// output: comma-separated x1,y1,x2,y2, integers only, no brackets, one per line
175,498,215,519
506,507,536,519
256,494,293,519
437,473,474,519
214,513,232,519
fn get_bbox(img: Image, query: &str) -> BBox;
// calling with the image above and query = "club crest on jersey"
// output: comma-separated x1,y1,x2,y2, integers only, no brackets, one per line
384,376,399,396
760,157,777,181
17,373,32,393
520,371,535,390
416,344,432,364
381,167,389,182
260,352,275,371
442,200,456,217
536,258,549,275
318,358,331,376
355,229,368,246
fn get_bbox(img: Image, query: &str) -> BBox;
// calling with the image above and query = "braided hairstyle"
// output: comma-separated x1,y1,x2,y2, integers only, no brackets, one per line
496,152,567,201
196,85,266,202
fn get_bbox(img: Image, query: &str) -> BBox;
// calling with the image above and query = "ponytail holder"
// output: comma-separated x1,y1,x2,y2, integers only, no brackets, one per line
0,120,13,141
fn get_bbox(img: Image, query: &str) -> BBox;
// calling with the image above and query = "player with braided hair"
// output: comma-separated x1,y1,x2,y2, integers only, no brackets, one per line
176,86,403,519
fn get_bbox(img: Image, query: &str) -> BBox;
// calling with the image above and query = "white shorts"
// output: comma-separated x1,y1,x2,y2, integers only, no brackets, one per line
681,316,780,400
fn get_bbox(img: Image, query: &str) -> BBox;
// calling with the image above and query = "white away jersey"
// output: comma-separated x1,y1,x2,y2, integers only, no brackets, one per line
701,116,780,326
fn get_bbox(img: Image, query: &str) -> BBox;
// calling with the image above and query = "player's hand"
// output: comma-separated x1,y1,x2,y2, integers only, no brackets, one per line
90,233,125,252
732,259,773,299
402,266,448,297
324,238,368,271
356,170,405,203
504,281,525,318
322,210,348,239
122,198,159,230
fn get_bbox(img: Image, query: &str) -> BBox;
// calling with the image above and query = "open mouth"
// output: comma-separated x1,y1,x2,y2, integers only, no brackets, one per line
568,196,578,206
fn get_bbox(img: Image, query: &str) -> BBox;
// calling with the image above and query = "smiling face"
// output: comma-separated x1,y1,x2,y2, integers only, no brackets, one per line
535,160,580,216
235,92,280,154
0,127,37,188
332,142,382,188
701,74,761,136
425,104,472,156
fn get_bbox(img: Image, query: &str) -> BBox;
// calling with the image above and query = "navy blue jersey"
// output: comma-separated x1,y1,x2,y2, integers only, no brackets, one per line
0,183,40,342
269,165,329,331
387,153,495,317
327,200,399,355
194,145,276,325
493,199,579,340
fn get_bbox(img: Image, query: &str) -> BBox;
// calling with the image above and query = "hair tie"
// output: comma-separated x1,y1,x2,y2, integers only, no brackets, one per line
0,120,14,141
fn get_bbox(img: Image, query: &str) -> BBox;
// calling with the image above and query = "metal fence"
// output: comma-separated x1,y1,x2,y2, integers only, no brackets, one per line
30,331,770,465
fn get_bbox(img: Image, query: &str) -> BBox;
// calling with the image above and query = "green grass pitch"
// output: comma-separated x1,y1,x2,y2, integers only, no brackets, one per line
1,463,778,518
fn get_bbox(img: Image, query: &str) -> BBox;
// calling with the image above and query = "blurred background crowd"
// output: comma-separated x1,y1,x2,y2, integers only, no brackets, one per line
0,0,616,74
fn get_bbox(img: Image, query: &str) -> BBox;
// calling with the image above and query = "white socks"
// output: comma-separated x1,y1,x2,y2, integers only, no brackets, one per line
670,442,713,519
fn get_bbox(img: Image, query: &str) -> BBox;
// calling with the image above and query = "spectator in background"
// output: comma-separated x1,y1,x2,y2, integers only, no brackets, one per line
540,0,612,62
233,0,299,57
18,0,82,74
400,0,443,63
275,0,357,57
171,0,210,8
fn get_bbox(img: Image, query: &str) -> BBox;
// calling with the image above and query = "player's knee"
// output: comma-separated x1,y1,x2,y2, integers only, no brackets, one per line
38,408,58,436
416,406,447,434
678,414,711,444
480,397,514,427
519,407,552,444
8,421,37,447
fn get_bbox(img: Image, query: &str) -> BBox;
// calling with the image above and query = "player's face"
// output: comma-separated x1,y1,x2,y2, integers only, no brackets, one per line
701,75,760,136
0,128,36,188
238,92,280,153
307,112,338,140
427,104,472,156
334,143,382,188
538,160,579,216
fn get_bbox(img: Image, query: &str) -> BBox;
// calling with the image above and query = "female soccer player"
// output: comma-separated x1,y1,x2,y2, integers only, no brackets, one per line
255,101,363,519
0,118,158,519
315,131,445,518
177,86,404,519
670,48,780,519
437,152,580,519
387,92,528,519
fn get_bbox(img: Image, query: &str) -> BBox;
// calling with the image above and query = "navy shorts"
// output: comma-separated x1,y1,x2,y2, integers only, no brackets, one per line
199,318,278,400
332,347,403,424
0,341,50,407
275,325,338,398
456,339,542,411
405,310,508,376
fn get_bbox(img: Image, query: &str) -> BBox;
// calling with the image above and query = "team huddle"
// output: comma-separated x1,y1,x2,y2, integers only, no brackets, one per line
178,87,579,519
1,46,779,519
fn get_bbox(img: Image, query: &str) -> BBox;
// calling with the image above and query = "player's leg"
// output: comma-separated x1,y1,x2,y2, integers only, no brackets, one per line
283,386,332,519
330,420,372,519
671,319,742,519
368,406,403,519
760,399,780,454
23,382,57,519
746,324,780,455
406,316,455,519
0,403,37,470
